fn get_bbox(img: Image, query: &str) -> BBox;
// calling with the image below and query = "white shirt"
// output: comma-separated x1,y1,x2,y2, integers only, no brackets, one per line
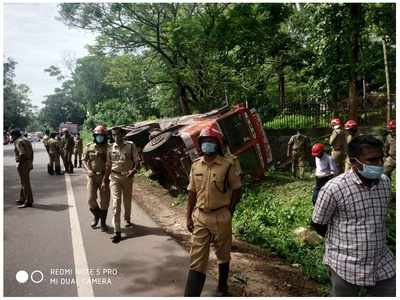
315,153,338,178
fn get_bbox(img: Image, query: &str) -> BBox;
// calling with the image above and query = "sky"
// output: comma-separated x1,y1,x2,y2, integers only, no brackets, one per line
4,3,97,110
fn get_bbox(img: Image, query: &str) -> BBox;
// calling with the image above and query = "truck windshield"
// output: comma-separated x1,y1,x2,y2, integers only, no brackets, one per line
218,113,251,153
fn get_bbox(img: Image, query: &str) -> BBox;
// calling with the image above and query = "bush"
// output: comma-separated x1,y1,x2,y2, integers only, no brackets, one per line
233,170,396,284
264,114,330,129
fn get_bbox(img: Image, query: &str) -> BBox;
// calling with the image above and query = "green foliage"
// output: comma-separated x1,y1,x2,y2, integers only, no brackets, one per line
233,170,396,284
233,171,328,283
4,58,35,130
36,3,395,129
265,114,331,129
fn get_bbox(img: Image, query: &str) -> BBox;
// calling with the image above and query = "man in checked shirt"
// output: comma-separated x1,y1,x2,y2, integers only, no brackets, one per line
312,135,395,297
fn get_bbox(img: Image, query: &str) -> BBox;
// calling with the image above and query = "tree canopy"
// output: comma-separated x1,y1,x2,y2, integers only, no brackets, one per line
36,3,395,130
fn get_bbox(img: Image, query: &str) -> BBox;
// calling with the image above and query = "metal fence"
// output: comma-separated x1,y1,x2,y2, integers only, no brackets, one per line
265,100,393,129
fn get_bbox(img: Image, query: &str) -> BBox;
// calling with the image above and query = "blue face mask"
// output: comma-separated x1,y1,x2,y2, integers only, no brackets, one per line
354,158,384,179
95,135,105,144
201,142,218,155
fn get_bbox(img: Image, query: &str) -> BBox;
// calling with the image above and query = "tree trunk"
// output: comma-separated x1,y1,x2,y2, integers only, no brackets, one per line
348,3,362,121
177,83,190,115
382,36,391,122
278,68,285,112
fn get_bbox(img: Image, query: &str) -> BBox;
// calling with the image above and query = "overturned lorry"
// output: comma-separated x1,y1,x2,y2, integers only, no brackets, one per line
120,104,273,194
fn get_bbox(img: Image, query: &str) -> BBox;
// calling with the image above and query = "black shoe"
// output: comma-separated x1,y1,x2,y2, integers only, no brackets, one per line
100,209,108,232
214,263,230,297
90,208,100,228
184,270,206,297
18,203,33,208
125,221,134,228
16,200,24,205
48,164,55,175
55,166,64,175
111,232,122,243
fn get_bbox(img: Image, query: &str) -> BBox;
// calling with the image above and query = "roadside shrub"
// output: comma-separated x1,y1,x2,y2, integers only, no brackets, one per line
233,170,396,284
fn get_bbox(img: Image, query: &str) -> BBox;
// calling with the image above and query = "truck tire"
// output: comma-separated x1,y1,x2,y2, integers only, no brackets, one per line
124,126,150,148
143,132,174,156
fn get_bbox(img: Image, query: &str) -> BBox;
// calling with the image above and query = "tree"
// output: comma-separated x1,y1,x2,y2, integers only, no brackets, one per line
4,58,34,130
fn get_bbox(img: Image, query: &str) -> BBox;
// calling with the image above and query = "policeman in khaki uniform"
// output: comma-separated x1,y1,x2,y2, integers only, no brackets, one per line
329,118,347,173
344,119,359,172
287,129,310,178
42,130,52,174
74,133,83,168
82,126,110,232
62,128,75,173
184,126,242,297
103,126,140,243
384,119,396,179
47,132,64,175
11,129,34,208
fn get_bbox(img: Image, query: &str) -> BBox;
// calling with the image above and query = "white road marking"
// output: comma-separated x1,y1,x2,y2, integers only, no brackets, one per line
65,174,94,297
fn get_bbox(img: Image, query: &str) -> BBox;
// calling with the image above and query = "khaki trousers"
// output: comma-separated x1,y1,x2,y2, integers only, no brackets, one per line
331,150,345,173
110,173,133,232
291,150,306,178
17,162,33,204
74,150,82,166
49,153,61,170
190,207,232,273
87,174,110,210
64,150,73,170
384,156,396,178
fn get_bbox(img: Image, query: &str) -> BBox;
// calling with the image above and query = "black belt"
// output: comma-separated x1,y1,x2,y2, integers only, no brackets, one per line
112,170,130,176
92,172,104,175
198,206,229,213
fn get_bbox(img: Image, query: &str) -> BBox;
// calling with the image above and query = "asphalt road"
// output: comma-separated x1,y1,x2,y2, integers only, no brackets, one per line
4,142,215,297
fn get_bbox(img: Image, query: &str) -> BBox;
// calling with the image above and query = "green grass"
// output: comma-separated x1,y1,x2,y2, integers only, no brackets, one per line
80,129,93,146
264,115,330,129
232,170,396,284
233,171,329,283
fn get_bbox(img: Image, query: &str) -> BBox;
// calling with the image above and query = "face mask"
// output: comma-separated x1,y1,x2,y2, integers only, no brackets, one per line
95,135,105,144
201,142,217,155
353,158,384,179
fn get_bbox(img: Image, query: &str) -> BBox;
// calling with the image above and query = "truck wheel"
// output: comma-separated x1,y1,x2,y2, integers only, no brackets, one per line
143,132,174,156
124,126,150,148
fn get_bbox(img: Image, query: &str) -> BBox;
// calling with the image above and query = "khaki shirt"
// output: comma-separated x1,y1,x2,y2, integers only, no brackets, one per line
187,155,242,210
83,142,108,173
47,138,62,154
14,137,33,165
329,129,347,152
384,134,396,159
63,135,75,152
346,132,359,145
42,135,49,146
74,137,83,152
107,141,139,173
288,133,309,154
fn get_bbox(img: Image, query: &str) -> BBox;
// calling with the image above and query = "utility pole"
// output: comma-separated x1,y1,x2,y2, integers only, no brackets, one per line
382,35,391,123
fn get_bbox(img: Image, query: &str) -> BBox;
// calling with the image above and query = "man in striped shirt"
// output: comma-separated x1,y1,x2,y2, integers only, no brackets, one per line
312,135,395,296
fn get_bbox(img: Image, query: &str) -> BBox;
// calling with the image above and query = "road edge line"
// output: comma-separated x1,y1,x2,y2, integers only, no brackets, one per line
65,173,94,297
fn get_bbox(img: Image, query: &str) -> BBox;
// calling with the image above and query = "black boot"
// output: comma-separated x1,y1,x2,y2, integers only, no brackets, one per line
112,232,122,243
100,209,108,232
184,270,206,297
48,164,55,175
214,263,231,297
79,161,82,168
55,166,64,175
69,162,74,173
89,208,100,228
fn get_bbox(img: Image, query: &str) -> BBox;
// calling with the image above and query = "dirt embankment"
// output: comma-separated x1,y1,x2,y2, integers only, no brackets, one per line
133,176,326,297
